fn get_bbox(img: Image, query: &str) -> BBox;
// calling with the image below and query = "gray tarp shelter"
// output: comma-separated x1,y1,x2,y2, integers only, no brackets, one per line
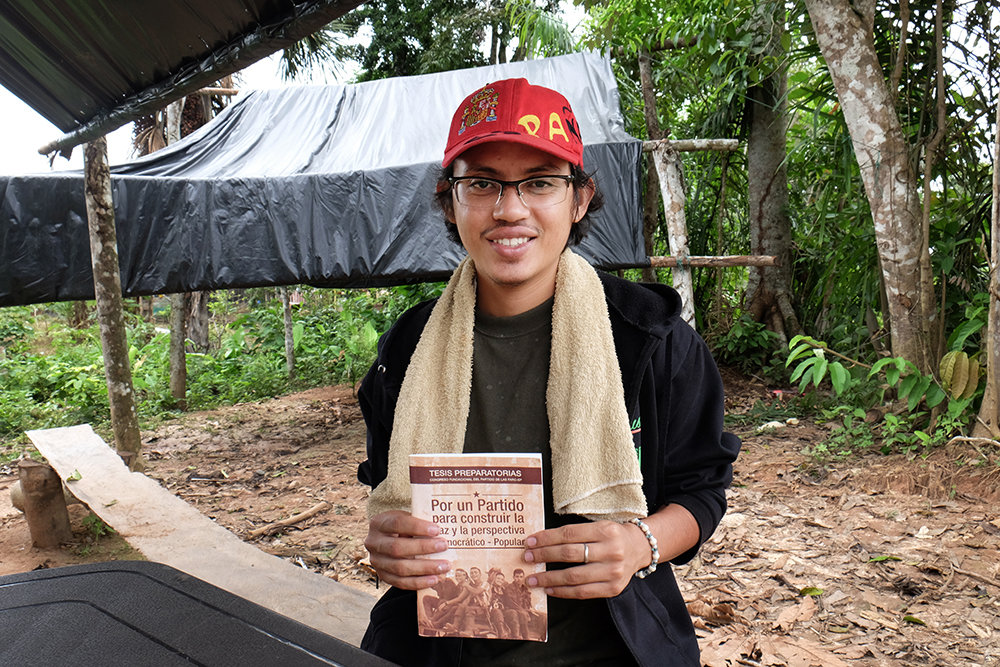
1,52,644,307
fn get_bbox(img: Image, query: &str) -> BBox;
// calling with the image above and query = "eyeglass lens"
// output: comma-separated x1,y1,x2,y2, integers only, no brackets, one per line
453,176,571,208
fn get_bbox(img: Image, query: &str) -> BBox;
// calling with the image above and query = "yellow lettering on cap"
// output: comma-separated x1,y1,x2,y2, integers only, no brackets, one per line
518,114,541,136
548,112,570,142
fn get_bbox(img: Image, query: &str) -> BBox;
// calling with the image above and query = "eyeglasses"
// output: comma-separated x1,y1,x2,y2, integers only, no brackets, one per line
448,175,574,209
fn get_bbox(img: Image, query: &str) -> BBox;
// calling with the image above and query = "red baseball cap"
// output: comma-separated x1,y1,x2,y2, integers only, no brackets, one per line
442,78,584,168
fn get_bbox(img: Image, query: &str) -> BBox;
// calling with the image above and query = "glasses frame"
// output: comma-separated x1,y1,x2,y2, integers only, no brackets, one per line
447,174,574,209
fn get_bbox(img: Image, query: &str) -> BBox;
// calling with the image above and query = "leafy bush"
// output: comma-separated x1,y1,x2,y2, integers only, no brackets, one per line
786,334,980,458
712,316,783,378
1,283,447,450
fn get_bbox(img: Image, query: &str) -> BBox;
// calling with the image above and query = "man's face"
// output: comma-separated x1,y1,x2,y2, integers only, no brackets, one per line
513,571,524,585
449,142,592,316
470,567,482,582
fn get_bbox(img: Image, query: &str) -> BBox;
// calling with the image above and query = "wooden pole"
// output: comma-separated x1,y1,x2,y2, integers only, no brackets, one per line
18,459,72,548
84,137,143,470
195,87,239,96
648,255,777,268
650,143,696,327
643,138,740,153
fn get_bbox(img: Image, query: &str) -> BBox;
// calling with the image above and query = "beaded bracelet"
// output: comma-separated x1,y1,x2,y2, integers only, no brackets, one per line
625,517,659,579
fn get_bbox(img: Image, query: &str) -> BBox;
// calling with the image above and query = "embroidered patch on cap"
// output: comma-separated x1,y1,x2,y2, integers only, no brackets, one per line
458,87,499,136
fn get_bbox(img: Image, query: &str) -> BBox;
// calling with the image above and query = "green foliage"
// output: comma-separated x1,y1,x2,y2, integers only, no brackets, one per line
506,0,576,57
0,307,34,354
713,315,782,377
786,335,979,458
280,22,356,82
82,513,115,540
338,0,494,81
0,284,444,449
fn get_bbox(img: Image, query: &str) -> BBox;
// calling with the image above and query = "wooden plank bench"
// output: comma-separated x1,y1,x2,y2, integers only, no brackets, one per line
26,424,375,646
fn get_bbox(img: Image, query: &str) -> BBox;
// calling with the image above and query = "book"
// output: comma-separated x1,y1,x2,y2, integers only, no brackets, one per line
409,452,547,641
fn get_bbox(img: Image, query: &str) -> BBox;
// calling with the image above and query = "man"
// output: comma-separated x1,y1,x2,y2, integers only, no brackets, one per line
421,569,466,635
357,78,740,666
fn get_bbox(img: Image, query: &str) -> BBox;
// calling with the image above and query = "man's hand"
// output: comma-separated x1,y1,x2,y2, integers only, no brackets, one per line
520,520,649,599
521,504,700,599
365,510,450,590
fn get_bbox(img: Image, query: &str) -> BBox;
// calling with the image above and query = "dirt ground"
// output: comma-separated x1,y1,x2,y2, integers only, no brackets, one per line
2,374,998,666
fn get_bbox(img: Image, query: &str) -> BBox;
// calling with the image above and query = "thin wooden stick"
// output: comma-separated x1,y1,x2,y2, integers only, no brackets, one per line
953,566,999,590
649,255,777,268
248,501,331,538
945,436,1000,448
643,138,739,153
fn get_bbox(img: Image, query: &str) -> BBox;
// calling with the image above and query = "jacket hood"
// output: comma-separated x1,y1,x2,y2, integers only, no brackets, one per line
598,271,684,336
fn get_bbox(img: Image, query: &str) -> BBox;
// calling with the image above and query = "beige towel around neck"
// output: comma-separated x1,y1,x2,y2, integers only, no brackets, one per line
367,249,647,522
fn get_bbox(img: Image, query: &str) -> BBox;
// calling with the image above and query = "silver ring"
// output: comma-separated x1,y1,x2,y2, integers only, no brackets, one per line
583,543,589,564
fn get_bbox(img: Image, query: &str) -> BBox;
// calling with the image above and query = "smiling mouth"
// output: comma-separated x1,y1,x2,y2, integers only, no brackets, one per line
492,237,530,247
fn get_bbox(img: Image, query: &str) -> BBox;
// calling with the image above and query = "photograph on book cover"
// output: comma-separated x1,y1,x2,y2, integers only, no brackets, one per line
410,452,547,641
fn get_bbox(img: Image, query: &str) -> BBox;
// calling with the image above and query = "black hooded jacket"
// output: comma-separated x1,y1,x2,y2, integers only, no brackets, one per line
357,272,741,666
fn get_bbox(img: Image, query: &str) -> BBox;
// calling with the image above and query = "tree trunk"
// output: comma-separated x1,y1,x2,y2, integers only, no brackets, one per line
280,287,296,380
169,292,187,410
804,0,935,373
186,291,210,351
69,300,89,328
165,97,190,403
637,49,664,283
84,137,143,469
138,297,154,321
709,155,730,332
18,460,72,548
744,6,801,343
974,94,1000,438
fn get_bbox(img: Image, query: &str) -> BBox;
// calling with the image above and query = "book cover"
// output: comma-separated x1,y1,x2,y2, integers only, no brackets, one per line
410,452,547,641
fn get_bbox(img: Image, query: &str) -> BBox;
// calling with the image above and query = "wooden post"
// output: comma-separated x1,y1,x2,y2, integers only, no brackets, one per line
650,143,696,327
84,137,144,470
18,460,72,548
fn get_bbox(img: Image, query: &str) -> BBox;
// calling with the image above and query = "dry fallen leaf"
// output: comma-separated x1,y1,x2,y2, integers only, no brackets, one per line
687,598,741,626
774,596,816,632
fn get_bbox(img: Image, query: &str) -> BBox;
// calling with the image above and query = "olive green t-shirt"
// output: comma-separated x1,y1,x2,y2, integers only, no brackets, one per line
460,298,634,666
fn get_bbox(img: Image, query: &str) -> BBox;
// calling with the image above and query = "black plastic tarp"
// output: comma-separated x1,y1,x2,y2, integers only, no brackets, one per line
0,52,645,307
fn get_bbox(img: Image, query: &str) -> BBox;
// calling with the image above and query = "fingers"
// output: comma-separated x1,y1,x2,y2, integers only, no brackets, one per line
523,539,589,565
523,521,621,564
369,509,441,539
365,510,451,590
521,521,636,599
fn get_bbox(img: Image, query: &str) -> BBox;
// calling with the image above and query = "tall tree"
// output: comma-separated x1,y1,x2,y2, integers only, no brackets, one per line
975,95,1000,438
744,2,800,342
580,1,800,333
804,0,936,372
339,0,507,80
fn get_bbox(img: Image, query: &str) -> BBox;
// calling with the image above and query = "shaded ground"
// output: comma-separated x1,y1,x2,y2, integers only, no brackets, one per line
2,374,998,665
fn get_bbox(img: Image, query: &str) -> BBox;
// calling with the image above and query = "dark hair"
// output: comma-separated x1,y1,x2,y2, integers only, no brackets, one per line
434,163,605,247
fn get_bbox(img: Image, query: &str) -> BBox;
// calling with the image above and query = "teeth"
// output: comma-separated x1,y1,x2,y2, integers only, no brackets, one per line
494,237,529,247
